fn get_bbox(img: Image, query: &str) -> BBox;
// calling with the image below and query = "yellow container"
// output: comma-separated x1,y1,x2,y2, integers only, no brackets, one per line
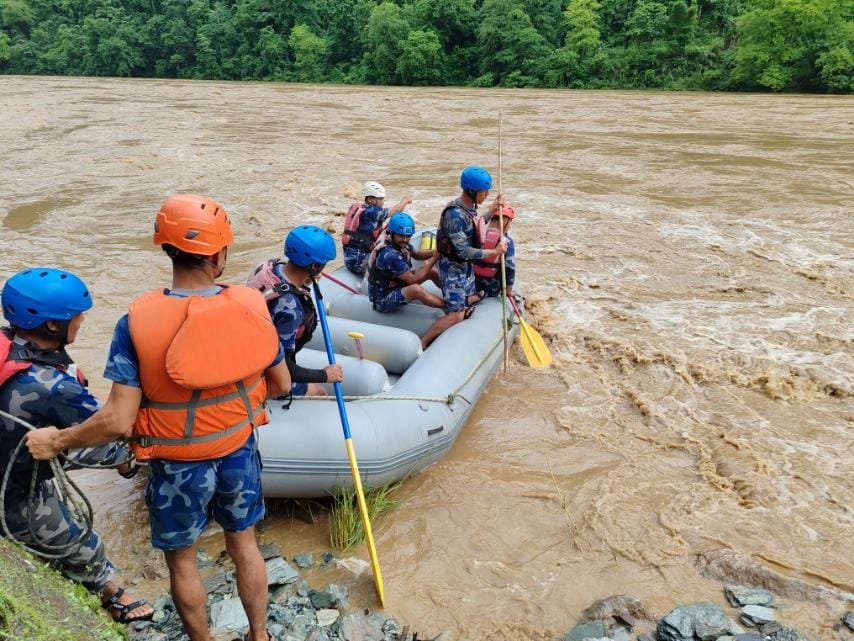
420,231,436,250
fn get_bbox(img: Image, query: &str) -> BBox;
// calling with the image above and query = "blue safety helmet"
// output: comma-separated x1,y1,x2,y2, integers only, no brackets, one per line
2,268,93,330
460,166,493,192
388,212,416,236
285,225,337,268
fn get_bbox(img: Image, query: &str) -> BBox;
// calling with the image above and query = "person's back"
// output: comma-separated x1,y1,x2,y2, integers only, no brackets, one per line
250,226,343,398
343,181,412,276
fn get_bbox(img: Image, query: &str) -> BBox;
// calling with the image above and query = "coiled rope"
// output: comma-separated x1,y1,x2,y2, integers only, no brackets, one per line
0,408,127,560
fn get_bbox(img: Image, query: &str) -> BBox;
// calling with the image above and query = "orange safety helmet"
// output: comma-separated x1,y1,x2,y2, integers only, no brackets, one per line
499,203,515,220
153,194,234,256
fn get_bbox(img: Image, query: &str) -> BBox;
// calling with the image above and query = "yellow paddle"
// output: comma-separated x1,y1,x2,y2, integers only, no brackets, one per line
509,296,552,368
313,282,385,605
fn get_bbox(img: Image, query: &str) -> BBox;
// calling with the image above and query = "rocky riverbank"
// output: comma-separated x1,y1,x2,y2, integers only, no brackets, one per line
126,540,854,641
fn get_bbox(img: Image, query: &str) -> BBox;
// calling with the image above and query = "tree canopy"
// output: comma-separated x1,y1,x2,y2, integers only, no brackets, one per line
1,0,850,91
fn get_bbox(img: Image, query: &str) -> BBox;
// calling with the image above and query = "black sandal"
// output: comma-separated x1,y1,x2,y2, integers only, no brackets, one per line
463,306,476,320
466,290,486,307
101,587,153,624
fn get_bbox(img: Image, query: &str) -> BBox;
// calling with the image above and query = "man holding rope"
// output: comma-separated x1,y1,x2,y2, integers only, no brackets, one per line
0,267,153,623
24,195,291,641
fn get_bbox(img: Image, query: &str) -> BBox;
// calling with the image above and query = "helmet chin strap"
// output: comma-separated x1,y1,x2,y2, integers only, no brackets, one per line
306,263,324,279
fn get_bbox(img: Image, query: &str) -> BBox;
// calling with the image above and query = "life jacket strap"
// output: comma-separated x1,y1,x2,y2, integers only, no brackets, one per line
131,402,265,448
139,376,262,410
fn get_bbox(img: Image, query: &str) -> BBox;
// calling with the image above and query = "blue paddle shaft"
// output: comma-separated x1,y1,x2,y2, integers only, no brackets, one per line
312,281,352,440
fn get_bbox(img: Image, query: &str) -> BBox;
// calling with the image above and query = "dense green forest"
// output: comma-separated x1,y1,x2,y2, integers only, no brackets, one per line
0,0,851,92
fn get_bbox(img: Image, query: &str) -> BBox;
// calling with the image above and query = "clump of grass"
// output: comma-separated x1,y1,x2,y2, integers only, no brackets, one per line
328,481,403,550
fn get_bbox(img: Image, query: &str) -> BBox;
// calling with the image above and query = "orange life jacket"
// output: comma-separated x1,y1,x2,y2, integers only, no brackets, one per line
127,285,280,462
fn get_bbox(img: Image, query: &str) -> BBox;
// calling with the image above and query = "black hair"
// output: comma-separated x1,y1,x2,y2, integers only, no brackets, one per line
162,244,212,270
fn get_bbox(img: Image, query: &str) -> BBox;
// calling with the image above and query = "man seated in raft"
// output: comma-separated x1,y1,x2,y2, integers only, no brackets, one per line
367,212,444,314
0,268,153,624
248,225,343,398
474,202,516,300
343,181,412,276
419,166,507,349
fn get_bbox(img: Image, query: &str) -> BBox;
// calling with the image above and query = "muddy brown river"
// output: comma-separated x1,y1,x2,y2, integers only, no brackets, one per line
1,76,852,640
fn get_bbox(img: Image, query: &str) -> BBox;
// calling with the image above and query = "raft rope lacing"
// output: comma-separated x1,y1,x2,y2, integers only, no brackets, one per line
0,408,127,560
293,326,513,405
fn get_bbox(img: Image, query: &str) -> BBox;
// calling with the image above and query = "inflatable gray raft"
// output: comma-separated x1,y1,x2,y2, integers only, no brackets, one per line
259,262,520,498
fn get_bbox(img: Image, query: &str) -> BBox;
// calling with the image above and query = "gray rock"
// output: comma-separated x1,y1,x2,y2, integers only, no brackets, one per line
320,552,335,567
304,630,331,641
733,634,763,641
294,553,314,569
339,612,385,641
316,609,340,627
581,595,653,625
209,598,249,631
563,621,607,641
658,603,741,641
716,635,736,641
327,583,349,608
612,627,631,641
270,583,298,604
204,571,231,594
726,586,775,608
258,543,283,560
267,557,300,586
843,612,854,632
296,580,309,597
268,623,285,640
637,635,655,641
760,622,782,635
767,628,810,641
308,589,336,609
741,605,776,626
197,550,215,569
286,613,317,641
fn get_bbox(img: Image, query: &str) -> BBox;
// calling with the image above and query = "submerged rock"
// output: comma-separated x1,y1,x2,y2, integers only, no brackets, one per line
657,603,742,641
581,594,654,626
725,585,775,608
294,553,314,569
258,543,284,560
843,611,854,631
563,620,607,641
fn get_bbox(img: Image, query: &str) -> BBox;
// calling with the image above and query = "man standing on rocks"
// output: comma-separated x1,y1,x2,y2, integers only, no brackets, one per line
26,194,291,641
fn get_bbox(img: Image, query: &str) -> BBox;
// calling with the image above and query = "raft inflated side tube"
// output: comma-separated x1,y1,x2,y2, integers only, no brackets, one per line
303,317,421,374
327,295,445,337
296,348,389,396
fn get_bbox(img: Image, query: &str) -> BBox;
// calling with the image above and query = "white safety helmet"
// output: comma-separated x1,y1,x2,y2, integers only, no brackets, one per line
362,181,386,198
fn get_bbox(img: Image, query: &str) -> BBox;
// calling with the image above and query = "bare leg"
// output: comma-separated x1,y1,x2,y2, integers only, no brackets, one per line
421,310,465,349
403,284,444,308
428,268,441,288
225,527,269,641
164,543,210,641
306,383,327,396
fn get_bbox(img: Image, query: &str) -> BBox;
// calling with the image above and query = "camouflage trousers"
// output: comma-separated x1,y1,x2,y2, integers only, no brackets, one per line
344,246,370,275
1,442,130,593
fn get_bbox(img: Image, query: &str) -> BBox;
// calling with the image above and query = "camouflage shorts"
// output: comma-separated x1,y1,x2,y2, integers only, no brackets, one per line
474,275,502,298
3,479,115,592
145,433,265,550
439,259,475,312
344,247,370,275
371,288,406,313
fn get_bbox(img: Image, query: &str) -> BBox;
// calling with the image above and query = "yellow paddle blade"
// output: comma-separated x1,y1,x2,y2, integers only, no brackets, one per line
519,318,552,368
345,439,385,606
